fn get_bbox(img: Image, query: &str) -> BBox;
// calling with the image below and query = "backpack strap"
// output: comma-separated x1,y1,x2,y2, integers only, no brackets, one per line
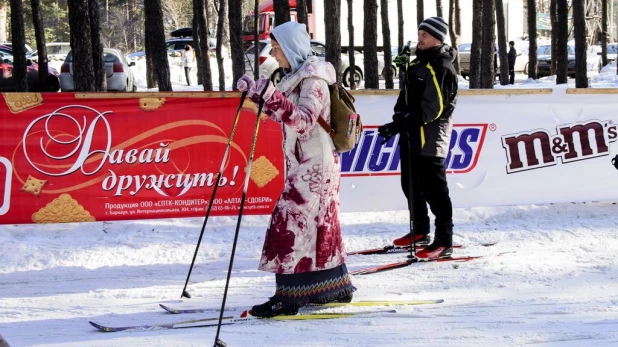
317,116,335,139
316,79,335,139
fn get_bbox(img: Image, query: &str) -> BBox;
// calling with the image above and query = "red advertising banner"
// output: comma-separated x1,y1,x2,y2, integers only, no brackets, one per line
0,92,284,224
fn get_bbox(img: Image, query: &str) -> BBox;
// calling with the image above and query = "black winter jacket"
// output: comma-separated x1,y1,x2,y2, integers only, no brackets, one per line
508,47,517,69
394,44,458,158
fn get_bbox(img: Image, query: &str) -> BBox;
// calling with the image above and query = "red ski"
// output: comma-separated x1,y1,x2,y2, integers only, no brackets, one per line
351,256,483,276
347,243,496,256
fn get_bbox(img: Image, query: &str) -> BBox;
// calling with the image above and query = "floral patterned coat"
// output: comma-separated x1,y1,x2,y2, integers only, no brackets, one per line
257,56,347,275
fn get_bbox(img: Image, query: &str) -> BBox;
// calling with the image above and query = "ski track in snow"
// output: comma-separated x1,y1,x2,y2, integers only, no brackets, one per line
1,201,618,346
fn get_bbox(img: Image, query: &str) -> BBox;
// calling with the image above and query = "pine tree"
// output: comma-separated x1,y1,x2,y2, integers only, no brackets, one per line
469,0,483,89
480,0,495,88
228,0,244,89
145,0,172,91
67,0,95,91
363,0,378,88
526,0,537,80
380,0,393,89
495,0,509,85
325,0,342,84
555,0,569,84
273,0,290,26
30,0,48,90
572,0,587,87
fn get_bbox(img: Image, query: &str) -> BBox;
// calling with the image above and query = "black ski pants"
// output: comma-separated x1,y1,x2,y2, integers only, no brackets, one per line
399,133,453,245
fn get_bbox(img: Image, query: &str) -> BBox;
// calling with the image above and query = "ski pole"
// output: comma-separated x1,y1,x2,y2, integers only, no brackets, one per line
406,131,418,260
180,91,247,299
213,84,269,347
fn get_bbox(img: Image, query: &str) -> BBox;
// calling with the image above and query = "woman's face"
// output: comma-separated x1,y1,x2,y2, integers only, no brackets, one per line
271,40,290,69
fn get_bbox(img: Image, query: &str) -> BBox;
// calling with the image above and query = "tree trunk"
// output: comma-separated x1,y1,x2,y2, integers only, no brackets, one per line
347,0,356,90
253,0,258,79
601,0,608,67
364,0,379,88
222,0,230,59
89,0,106,91
193,0,213,90
495,0,508,85
436,0,443,17
526,0,537,79
68,0,95,91
449,0,461,74
144,0,172,91
131,0,138,53
555,0,568,84
0,2,8,43
9,0,28,92
397,0,403,51
416,0,423,28
228,0,244,89
550,0,557,75
273,0,290,26
397,0,404,89
572,0,587,87
324,0,342,84
144,19,157,89
380,0,393,89
216,0,226,90
469,0,483,89
297,0,308,29
30,0,48,91
480,0,495,88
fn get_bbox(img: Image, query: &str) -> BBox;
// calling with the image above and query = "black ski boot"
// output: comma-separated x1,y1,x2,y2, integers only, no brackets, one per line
250,298,299,318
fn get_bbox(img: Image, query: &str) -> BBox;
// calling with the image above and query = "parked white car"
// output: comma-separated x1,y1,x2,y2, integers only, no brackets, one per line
245,39,364,87
29,42,71,62
59,48,136,92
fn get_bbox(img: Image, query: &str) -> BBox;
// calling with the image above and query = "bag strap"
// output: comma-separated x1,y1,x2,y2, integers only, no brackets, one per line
317,116,335,139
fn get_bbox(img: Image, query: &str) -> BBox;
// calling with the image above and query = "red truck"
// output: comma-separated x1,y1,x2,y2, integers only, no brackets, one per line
242,0,316,49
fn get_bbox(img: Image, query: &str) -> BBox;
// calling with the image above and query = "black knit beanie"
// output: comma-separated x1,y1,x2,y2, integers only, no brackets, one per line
418,17,449,43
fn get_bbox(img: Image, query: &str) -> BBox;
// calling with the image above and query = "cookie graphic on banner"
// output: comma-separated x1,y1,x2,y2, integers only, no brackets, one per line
20,175,48,196
248,156,279,188
3,93,44,113
139,97,166,111
32,193,96,223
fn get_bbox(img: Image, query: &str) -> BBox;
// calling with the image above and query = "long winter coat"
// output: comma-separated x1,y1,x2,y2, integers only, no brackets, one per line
257,56,346,275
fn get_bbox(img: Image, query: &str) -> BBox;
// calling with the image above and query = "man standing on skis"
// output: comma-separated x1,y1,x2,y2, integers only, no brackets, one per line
377,16,458,260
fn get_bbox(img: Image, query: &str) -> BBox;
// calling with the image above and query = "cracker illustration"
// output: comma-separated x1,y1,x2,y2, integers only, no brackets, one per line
139,97,166,111
3,93,44,113
20,175,48,196
241,98,258,114
248,156,279,188
241,98,268,121
32,193,96,223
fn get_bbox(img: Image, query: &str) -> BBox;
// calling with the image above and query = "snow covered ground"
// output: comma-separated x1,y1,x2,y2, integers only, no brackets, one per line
1,202,618,346
1,61,618,347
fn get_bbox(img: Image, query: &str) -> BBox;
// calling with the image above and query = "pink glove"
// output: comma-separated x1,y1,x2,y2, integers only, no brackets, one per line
236,74,255,92
248,75,276,104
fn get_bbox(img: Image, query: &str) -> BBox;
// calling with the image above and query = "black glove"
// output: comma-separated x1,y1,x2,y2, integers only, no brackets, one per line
377,121,401,144
393,112,407,123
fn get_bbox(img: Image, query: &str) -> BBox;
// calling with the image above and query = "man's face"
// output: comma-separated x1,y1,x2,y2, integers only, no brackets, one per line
417,30,441,51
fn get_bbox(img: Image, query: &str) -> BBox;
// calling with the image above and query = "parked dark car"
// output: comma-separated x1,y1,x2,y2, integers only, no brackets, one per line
0,48,60,92
536,45,576,78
